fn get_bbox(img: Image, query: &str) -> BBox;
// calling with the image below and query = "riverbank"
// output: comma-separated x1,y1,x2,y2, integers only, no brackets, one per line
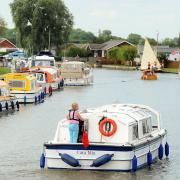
101,65,136,71
161,68,178,74
0,67,11,75
101,65,179,74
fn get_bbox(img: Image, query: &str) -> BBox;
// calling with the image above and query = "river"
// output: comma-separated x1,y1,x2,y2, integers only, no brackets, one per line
0,69,179,180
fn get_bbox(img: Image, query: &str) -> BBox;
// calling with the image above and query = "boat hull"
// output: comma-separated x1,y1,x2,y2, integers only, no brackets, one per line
0,96,18,111
44,136,166,171
10,88,43,103
64,76,93,86
141,74,157,80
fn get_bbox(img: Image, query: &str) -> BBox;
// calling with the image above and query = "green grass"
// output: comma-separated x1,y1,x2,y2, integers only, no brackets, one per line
162,68,178,74
102,64,136,71
0,67,11,75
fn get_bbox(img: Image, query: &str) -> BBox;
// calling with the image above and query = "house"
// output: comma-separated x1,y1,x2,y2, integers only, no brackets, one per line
88,40,135,58
0,38,18,53
137,45,180,60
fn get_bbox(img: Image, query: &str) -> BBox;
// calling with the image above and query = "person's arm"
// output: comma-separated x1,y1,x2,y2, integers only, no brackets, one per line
77,112,85,121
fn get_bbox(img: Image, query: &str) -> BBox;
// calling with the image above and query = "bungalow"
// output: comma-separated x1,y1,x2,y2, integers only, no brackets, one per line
0,38,18,53
88,40,135,58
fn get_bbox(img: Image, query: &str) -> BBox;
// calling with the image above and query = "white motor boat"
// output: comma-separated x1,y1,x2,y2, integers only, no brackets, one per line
0,80,19,111
61,61,93,86
40,104,169,171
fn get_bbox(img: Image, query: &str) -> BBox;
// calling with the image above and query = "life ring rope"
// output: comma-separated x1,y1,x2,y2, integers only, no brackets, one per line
99,118,117,137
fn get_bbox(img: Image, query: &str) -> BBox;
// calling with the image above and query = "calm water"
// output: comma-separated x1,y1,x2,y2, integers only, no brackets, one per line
0,69,179,180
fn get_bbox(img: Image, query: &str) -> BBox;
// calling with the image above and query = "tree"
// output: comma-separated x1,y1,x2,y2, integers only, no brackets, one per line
10,0,73,53
147,38,157,46
0,28,17,45
69,29,96,43
178,33,180,47
107,47,119,61
127,33,142,45
162,38,177,47
118,46,137,63
0,16,7,35
108,46,137,64
60,45,91,57
95,29,112,43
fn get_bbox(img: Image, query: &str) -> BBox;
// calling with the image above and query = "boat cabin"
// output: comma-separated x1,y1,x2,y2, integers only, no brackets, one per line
2,73,38,92
30,55,55,67
61,61,89,79
30,67,61,83
53,104,160,145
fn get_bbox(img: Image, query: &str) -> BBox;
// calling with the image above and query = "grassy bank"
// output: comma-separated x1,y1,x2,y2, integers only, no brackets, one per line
0,67,11,75
162,68,178,74
102,65,136,71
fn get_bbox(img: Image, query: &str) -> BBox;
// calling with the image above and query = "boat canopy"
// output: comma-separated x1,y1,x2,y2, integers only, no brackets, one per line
53,104,161,145
140,39,161,70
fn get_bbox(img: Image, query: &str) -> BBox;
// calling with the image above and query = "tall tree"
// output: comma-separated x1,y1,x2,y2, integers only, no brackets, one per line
127,33,142,45
69,29,96,43
96,29,112,43
10,0,73,53
0,16,7,35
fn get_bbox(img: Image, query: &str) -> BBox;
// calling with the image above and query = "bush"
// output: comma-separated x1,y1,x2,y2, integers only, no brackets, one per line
0,67,11,75
107,46,137,64
60,45,92,57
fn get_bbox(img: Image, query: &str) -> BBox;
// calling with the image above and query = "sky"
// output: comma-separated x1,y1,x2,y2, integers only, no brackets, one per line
0,0,180,40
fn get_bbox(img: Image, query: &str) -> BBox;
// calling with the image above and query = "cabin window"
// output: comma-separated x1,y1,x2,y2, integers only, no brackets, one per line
9,80,25,88
31,80,36,90
36,74,44,82
132,124,138,140
142,118,151,135
35,60,52,66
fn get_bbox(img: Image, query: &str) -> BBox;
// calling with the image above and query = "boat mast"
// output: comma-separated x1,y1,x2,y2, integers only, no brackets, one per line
156,31,159,58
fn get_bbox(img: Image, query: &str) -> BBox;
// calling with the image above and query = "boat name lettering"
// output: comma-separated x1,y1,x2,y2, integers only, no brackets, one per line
76,150,95,155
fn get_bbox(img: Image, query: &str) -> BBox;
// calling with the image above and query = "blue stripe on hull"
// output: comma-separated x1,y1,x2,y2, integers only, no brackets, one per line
44,136,163,152
45,144,133,151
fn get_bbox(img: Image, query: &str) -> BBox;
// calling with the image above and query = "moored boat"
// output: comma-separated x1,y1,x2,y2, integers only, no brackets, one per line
2,73,44,103
28,52,56,68
0,80,19,111
41,104,169,171
31,66,64,91
60,61,93,86
23,66,64,94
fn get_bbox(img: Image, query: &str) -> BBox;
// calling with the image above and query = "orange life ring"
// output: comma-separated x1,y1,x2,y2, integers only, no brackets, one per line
99,118,117,137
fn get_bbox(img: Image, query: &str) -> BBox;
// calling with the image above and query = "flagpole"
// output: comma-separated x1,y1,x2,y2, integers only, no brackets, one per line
156,31,159,58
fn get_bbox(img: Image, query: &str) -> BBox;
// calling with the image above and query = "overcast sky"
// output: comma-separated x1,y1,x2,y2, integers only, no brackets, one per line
0,0,180,40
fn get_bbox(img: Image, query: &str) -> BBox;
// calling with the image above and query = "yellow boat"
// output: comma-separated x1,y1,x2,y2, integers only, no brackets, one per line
0,80,19,111
2,73,43,103
141,70,157,80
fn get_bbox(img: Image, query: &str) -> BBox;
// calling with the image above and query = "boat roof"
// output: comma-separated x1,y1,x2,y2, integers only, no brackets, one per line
62,61,84,65
84,104,155,125
35,55,55,60
3,73,36,80
38,67,57,74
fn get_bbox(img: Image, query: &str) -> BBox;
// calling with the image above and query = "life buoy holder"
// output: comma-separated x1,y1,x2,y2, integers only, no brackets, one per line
99,118,117,137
